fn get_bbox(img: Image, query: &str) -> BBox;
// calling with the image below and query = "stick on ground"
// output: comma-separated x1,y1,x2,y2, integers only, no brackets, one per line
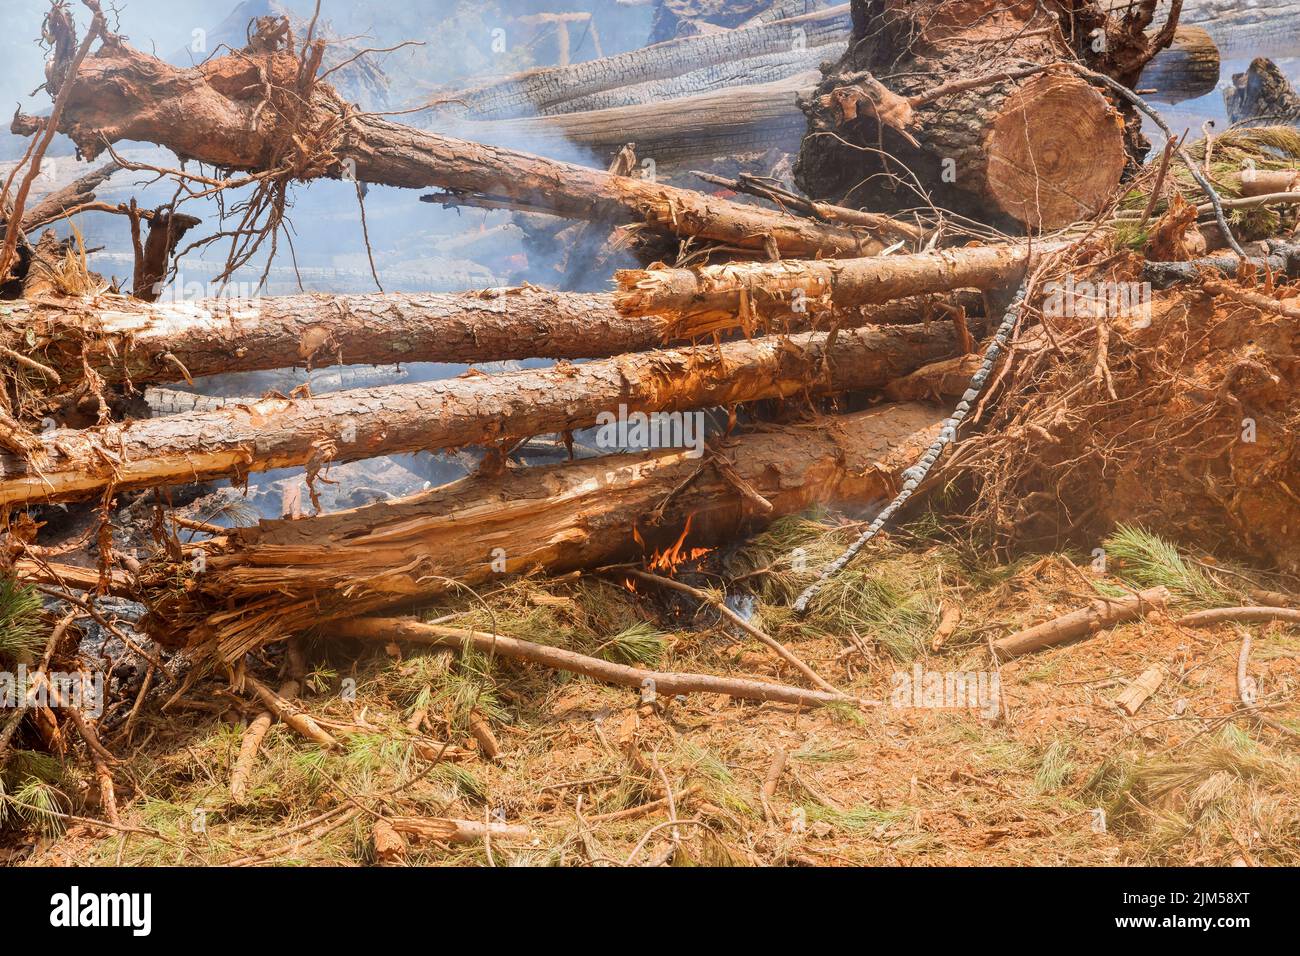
332,618,867,710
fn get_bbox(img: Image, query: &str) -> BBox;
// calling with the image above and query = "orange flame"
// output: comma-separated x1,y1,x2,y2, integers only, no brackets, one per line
645,515,713,575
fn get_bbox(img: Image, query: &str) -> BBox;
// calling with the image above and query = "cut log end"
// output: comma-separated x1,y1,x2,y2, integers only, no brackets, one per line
985,73,1127,231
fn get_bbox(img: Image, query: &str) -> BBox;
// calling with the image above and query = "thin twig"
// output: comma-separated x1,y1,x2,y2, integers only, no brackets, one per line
618,568,843,695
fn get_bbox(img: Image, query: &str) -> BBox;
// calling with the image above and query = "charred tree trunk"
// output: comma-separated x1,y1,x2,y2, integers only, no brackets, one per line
1225,59,1300,127
448,4,852,119
0,320,979,507
1179,0,1300,59
139,404,941,661
796,1,1141,232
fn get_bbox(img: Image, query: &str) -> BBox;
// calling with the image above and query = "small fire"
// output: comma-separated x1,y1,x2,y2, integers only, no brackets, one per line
644,515,713,575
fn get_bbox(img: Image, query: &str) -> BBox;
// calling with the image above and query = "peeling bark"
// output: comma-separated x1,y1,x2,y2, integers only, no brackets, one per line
32,31,880,259
0,320,975,507
140,404,942,661
614,241,1061,333
10,287,981,389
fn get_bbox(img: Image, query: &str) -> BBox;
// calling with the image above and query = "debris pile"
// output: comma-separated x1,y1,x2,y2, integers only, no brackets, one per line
1,0,1298,867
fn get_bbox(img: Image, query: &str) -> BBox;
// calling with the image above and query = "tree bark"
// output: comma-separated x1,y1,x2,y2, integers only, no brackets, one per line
1138,26,1219,105
0,320,975,507
1179,0,1300,59
1224,58,1300,127
139,404,941,660
991,587,1170,661
446,3,852,119
34,30,879,260
457,2,1206,118
12,287,982,390
385,816,531,844
555,45,847,113
454,73,821,179
449,18,1206,183
796,1,1134,232
613,241,1061,335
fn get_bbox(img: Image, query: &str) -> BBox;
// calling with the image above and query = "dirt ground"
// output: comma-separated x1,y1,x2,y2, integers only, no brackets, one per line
10,517,1298,867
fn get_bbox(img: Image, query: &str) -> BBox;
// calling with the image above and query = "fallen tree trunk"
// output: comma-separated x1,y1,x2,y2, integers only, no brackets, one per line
796,1,1150,231
10,286,983,390
0,320,976,507
554,45,847,113
1179,0,1300,59
455,73,819,178
139,404,941,661
32,26,880,260
336,619,858,709
453,30,1209,182
458,2,1208,118
1137,26,1219,105
614,241,1062,335
446,4,852,119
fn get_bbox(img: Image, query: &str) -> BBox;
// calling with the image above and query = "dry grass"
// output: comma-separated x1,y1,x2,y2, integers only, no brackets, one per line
11,516,1299,867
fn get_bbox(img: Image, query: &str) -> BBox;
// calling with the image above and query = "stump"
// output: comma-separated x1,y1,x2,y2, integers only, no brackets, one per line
797,0,1136,232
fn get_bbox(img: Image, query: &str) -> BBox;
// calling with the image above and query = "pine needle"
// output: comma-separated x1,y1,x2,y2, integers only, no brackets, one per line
1103,525,1233,608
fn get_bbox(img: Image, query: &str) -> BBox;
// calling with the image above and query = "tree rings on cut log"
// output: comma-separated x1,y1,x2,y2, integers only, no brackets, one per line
985,73,1126,231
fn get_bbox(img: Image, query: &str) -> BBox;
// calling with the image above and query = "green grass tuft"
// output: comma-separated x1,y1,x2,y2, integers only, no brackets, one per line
1103,525,1234,608
594,621,666,667
0,576,43,664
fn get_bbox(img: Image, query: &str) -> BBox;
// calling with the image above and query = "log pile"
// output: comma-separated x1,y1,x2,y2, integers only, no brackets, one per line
5,0,1300,856
445,3,1218,177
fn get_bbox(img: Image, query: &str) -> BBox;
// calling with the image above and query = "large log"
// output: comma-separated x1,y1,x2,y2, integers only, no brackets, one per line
614,241,1062,334
555,45,847,113
0,321,978,507
454,73,819,178
10,287,982,389
457,2,1210,119
139,404,941,661
1137,26,1219,105
31,25,879,260
452,28,1208,182
1179,0,1300,59
796,1,1133,232
446,4,853,119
